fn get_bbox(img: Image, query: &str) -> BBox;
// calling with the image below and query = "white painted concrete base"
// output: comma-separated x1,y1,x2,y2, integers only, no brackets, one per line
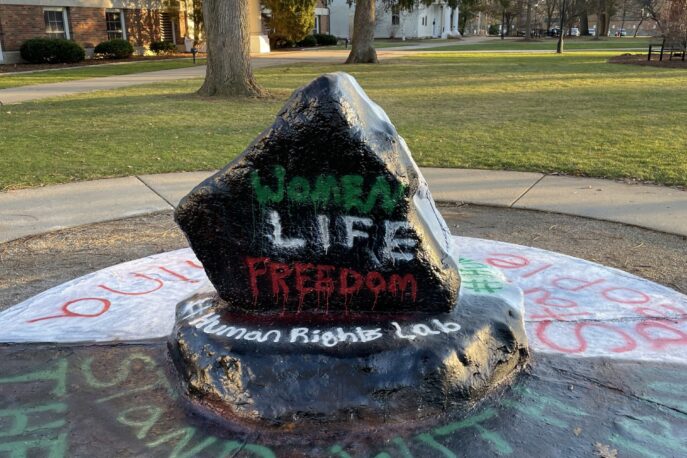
1,237,685,366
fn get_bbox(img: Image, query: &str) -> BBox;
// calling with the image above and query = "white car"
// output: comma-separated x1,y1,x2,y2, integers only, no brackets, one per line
569,28,580,37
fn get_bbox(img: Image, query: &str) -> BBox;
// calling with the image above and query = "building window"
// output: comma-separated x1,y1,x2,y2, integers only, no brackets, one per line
106,10,126,40
314,16,321,34
391,6,400,26
160,12,176,43
44,8,69,39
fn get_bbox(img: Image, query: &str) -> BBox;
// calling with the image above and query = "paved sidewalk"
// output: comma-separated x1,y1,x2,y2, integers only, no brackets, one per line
0,38,489,105
1,168,685,244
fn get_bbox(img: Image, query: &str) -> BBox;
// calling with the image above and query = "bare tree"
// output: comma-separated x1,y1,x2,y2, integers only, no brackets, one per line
346,0,379,63
197,0,266,97
634,0,666,35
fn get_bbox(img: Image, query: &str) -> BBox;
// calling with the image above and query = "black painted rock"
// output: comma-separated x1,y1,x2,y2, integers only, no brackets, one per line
169,279,529,426
175,72,460,314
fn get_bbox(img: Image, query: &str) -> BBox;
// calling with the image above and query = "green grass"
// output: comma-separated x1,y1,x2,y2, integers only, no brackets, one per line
421,37,654,51
0,59,205,90
1,51,686,190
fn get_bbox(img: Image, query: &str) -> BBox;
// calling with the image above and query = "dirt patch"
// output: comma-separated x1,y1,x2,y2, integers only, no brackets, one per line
1,205,685,310
608,53,687,68
0,53,205,74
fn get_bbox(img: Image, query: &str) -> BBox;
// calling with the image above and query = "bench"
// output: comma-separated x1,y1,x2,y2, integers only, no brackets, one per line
648,38,687,62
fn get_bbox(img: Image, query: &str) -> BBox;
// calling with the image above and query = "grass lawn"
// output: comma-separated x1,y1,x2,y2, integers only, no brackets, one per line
421,37,654,51
0,59,205,90
311,38,444,51
1,51,685,190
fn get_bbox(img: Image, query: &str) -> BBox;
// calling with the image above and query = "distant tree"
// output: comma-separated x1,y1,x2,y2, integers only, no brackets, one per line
663,0,687,40
197,0,266,97
542,0,557,31
264,0,318,47
634,0,666,35
459,0,485,35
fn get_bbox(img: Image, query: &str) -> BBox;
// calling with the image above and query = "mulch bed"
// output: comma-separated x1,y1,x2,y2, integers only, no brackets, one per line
608,53,687,68
0,53,206,73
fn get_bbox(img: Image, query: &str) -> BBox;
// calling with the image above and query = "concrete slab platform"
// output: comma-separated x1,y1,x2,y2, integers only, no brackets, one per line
422,167,544,207
0,177,169,243
514,175,687,237
139,171,215,207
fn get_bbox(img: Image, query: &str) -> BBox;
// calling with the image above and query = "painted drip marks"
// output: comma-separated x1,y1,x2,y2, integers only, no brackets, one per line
0,237,685,363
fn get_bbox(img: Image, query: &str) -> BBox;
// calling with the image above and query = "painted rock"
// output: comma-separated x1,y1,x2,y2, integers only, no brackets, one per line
175,72,460,314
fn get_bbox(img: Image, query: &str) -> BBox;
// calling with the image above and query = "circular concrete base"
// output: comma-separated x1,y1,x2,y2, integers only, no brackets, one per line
1,208,686,455
168,284,528,426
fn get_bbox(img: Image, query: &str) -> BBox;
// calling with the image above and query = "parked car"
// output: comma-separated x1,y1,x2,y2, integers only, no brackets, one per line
569,28,580,37
549,27,561,37
588,27,597,36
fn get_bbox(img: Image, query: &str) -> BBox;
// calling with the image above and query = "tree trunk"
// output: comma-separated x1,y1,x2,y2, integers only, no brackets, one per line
557,0,566,52
197,0,266,97
346,0,378,64
525,0,533,39
580,9,589,35
501,9,506,39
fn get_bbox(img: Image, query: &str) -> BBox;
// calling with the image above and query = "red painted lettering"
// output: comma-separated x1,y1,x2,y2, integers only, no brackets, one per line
27,297,111,323
339,268,363,297
524,287,577,308
551,277,605,292
158,266,199,283
521,263,553,278
294,262,315,312
486,253,529,269
269,262,292,306
536,321,637,353
602,287,651,304
389,273,417,302
365,271,387,308
98,273,163,296
635,320,687,349
246,257,269,303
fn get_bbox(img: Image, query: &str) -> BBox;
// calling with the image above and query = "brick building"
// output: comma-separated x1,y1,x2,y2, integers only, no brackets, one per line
0,0,270,64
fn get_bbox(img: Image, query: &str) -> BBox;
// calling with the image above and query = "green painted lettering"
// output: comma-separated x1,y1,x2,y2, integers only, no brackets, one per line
501,386,587,429
146,427,217,458
415,433,456,458
609,416,686,457
0,359,67,397
0,432,67,458
251,166,285,206
117,405,163,440
433,408,512,455
219,441,276,458
342,175,364,212
363,176,405,214
329,444,353,458
286,176,311,203
0,403,66,438
311,175,341,207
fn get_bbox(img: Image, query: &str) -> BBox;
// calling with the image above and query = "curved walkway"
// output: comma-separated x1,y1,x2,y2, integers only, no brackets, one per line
1,168,685,244
0,38,492,105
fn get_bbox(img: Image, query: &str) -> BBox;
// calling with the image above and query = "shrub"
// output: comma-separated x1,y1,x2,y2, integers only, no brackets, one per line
314,33,338,46
150,40,177,55
20,38,85,64
297,35,318,47
94,39,134,59
271,36,296,49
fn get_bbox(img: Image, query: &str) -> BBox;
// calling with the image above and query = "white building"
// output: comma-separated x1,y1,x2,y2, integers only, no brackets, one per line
329,0,460,40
